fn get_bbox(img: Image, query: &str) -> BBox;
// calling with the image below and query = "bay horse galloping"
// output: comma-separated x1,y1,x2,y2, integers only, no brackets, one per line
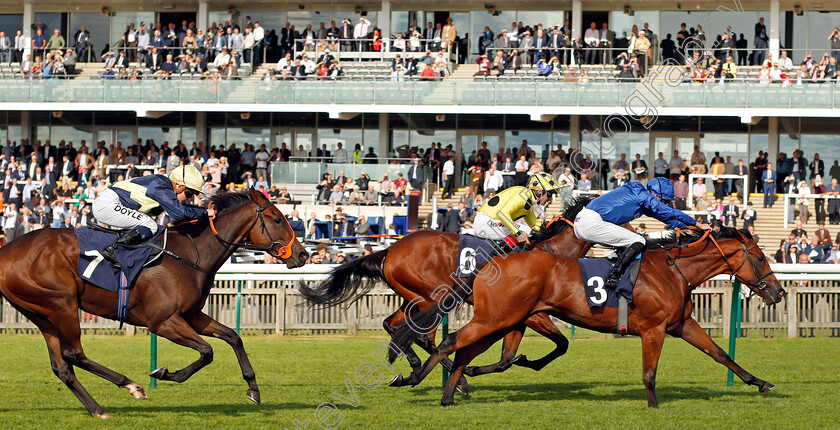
0,188,308,417
391,227,785,407
300,198,627,391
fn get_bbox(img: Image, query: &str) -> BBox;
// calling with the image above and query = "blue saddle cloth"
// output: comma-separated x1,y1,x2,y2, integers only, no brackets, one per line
455,234,511,278
578,257,640,308
75,227,163,293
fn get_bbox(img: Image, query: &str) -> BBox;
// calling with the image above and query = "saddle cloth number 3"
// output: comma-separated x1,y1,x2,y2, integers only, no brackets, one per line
587,275,607,305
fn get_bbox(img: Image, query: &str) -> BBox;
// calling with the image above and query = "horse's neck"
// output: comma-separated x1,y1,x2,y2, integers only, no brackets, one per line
663,241,737,293
169,205,254,274
535,228,589,257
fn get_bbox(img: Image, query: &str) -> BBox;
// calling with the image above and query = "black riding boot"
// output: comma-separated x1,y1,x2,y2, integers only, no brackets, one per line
604,242,645,290
101,227,148,264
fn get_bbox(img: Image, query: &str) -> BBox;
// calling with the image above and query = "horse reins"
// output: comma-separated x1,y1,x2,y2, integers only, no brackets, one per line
208,200,296,260
662,227,773,291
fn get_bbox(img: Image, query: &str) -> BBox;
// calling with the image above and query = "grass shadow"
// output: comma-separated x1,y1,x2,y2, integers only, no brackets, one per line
403,381,790,405
0,401,316,415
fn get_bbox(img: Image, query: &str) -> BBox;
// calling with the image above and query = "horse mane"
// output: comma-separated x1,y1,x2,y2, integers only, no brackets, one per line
530,196,594,242
208,191,253,215
645,224,749,250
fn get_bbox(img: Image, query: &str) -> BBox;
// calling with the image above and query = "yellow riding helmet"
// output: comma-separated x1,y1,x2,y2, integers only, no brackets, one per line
169,165,205,192
529,171,561,194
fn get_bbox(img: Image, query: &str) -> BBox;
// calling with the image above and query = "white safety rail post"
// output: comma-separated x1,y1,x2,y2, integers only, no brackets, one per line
783,194,840,229
687,174,749,208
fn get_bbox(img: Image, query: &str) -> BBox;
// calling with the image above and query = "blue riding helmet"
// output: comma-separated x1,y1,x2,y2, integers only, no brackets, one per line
646,177,676,201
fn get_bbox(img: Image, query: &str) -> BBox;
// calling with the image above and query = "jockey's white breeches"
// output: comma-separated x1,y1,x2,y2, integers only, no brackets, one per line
573,208,645,248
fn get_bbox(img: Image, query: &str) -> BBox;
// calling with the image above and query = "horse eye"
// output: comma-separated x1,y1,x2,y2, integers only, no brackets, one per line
274,216,283,224
757,255,765,262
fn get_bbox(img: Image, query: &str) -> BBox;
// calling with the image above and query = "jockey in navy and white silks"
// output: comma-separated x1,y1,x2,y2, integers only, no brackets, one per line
574,177,711,290
92,165,212,262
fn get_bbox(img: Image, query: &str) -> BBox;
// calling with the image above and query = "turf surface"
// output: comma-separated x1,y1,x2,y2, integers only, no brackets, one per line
0,331,836,429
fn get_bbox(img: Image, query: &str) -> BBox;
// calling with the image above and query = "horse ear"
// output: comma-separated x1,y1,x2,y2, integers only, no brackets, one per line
248,186,267,203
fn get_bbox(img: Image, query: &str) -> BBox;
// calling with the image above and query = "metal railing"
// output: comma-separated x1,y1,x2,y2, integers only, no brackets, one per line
3,79,840,108
0,263,838,337
783,193,840,228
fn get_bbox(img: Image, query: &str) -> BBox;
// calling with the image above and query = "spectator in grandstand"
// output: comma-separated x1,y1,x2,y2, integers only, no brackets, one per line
668,150,684,183
390,63,406,83
364,147,378,164
407,158,424,191
328,185,344,205
774,240,791,263
815,222,832,251
804,236,824,263
761,162,777,208
483,165,503,198
723,156,736,194
3,203,18,242
0,32,10,63
785,175,798,222
709,156,726,199
797,180,811,224
673,175,689,210
824,243,840,263
474,53,490,76
333,215,355,240
363,184,377,205
827,178,840,224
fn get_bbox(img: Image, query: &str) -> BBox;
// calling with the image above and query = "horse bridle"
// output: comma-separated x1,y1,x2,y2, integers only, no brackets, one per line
727,242,775,291
208,198,296,260
668,228,775,292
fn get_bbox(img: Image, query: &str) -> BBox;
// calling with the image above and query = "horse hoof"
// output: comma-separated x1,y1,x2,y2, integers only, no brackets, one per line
441,399,454,407
388,374,404,387
511,355,526,365
150,367,168,380
94,412,113,419
760,382,776,393
247,390,261,404
456,384,469,396
122,383,148,399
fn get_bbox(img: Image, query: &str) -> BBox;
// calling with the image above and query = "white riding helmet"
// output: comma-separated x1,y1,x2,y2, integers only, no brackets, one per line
169,165,205,193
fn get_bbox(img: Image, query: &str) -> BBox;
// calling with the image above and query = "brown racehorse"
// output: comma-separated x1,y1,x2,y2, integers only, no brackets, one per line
300,198,629,391
0,189,308,417
391,227,785,407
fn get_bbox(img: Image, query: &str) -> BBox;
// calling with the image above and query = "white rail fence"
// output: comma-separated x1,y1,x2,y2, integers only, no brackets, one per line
0,264,838,338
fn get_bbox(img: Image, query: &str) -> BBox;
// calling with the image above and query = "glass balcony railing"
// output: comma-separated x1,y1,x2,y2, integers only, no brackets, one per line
2,79,839,109
270,161,413,185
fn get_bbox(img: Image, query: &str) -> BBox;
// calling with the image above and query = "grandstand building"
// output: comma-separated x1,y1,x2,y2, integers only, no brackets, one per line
0,0,838,249
0,0,837,171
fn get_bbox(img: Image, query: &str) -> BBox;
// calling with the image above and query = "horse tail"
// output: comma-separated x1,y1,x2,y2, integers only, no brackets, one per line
390,274,475,354
298,249,388,306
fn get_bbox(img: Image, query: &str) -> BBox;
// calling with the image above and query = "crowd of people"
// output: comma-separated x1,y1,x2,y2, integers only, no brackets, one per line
773,221,840,264
0,137,295,242
4,16,840,84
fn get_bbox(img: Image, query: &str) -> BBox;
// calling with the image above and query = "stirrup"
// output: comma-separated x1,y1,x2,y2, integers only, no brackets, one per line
100,246,119,264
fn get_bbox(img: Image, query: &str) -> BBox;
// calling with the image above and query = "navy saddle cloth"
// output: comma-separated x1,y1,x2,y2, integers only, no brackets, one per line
455,234,517,278
75,226,166,293
578,257,641,308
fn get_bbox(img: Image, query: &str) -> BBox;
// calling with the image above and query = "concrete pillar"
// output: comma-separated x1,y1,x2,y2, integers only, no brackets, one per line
198,1,210,35
23,1,33,57
767,116,779,164
380,0,391,51
378,113,389,163
769,0,780,63
195,111,207,145
569,114,580,149
572,0,582,40
20,111,31,141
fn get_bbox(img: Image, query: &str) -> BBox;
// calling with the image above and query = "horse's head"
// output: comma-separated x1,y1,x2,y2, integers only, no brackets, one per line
728,229,785,305
244,188,309,268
